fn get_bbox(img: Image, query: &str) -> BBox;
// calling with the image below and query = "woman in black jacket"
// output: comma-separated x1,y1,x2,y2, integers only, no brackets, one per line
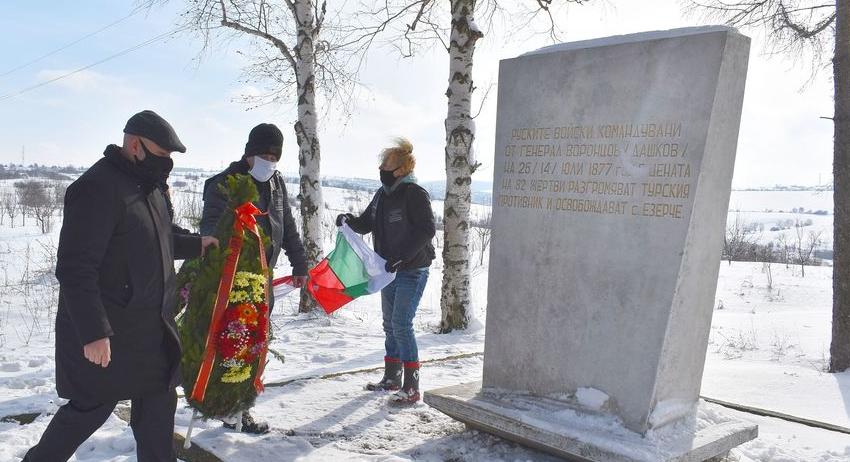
337,138,436,405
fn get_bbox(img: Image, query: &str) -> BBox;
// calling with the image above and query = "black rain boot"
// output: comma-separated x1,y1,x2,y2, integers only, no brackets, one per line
366,357,403,391
390,361,420,405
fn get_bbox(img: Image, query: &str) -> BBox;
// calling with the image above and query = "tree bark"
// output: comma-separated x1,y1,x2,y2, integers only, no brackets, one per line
831,0,850,372
439,0,482,333
293,0,324,312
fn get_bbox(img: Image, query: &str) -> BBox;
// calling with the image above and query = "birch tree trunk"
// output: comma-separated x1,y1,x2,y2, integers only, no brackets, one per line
293,0,324,312
440,0,483,333
830,0,850,371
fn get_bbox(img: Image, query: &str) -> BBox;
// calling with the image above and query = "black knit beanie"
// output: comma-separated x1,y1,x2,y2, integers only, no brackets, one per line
244,123,283,159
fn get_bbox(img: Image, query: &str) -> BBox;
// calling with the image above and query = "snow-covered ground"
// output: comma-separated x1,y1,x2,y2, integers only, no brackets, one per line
0,183,848,461
726,189,834,250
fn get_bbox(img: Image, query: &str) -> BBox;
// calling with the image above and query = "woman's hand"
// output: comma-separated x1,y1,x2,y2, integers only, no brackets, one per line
385,258,403,273
336,213,355,227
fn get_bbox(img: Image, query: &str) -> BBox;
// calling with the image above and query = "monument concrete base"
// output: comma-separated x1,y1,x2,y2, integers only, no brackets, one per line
425,382,757,462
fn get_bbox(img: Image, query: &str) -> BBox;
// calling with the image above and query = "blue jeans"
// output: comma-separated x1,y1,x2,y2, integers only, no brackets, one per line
381,268,429,363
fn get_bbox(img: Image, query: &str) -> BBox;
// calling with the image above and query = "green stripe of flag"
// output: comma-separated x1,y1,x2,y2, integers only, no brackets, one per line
326,232,371,293
343,283,370,298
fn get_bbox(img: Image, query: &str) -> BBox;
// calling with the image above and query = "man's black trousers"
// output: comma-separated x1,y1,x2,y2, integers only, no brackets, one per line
24,388,177,462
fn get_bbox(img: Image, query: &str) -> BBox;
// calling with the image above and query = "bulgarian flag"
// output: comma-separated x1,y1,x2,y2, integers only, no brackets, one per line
307,223,395,314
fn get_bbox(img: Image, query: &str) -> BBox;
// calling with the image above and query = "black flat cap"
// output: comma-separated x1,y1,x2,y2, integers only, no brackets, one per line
124,110,186,153
244,123,283,159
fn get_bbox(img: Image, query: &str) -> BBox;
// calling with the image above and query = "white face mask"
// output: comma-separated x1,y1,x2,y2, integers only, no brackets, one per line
249,156,277,182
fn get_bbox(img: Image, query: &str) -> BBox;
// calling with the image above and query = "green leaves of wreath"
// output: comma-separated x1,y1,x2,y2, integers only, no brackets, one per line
176,174,271,418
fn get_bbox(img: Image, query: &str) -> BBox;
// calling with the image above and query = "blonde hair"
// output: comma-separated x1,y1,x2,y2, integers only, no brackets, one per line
381,137,415,176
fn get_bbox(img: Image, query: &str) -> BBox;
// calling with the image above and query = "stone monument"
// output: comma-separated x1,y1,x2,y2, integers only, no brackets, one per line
425,26,758,461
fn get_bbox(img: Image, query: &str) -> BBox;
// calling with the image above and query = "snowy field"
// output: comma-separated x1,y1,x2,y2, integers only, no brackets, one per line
726,189,835,251
0,179,848,461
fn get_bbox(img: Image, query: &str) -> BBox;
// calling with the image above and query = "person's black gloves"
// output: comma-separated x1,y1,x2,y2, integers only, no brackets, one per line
336,213,355,227
385,258,403,273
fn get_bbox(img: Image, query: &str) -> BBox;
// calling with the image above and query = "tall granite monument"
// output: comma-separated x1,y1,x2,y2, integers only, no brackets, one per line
426,27,758,461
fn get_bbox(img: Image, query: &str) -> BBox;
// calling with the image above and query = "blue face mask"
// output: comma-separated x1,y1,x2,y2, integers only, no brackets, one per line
250,156,277,182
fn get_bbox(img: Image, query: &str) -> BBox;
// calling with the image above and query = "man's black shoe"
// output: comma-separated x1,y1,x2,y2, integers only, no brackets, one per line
223,411,270,434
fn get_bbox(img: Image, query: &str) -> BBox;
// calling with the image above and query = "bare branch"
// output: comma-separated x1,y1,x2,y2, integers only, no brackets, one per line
220,14,298,69
471,81,494,119
686,0,836,74
779,1,836,37
409,0,433,31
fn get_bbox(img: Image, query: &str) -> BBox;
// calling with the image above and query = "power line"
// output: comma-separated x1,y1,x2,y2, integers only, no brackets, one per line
0,26,187,103
0,8,143,78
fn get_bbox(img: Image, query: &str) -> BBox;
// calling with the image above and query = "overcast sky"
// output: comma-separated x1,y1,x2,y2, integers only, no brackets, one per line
0,1,835,188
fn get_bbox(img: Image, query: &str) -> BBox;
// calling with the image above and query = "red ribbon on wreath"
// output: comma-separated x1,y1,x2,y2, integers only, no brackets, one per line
191,202,270,402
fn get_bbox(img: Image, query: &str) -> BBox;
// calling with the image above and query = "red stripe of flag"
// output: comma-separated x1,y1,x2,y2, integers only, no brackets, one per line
307,258,354,314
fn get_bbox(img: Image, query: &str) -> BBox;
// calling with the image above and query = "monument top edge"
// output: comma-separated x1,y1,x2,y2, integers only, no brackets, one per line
516,25,742,58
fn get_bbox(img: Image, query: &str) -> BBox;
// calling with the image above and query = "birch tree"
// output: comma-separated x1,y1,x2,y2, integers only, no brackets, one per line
688,0,850,373
149,0,363,311
347,0,586,332
438,0,484,332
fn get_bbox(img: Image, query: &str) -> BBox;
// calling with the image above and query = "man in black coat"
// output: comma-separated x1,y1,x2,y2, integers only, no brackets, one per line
25,111,218,462
200,123,307,433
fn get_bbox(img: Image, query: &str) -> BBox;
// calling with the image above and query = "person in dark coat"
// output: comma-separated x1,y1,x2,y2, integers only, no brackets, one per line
200,122,308,433
24,110,218,462
336,137,435,405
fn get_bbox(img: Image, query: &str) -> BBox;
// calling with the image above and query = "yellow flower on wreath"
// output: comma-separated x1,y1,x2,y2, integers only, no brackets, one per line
228,289,248,304
230,271,266,304
221,364,253,383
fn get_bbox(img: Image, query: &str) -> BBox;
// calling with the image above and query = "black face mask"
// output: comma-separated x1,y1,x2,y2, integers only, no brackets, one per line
136,140,174,185
380,169,396,188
